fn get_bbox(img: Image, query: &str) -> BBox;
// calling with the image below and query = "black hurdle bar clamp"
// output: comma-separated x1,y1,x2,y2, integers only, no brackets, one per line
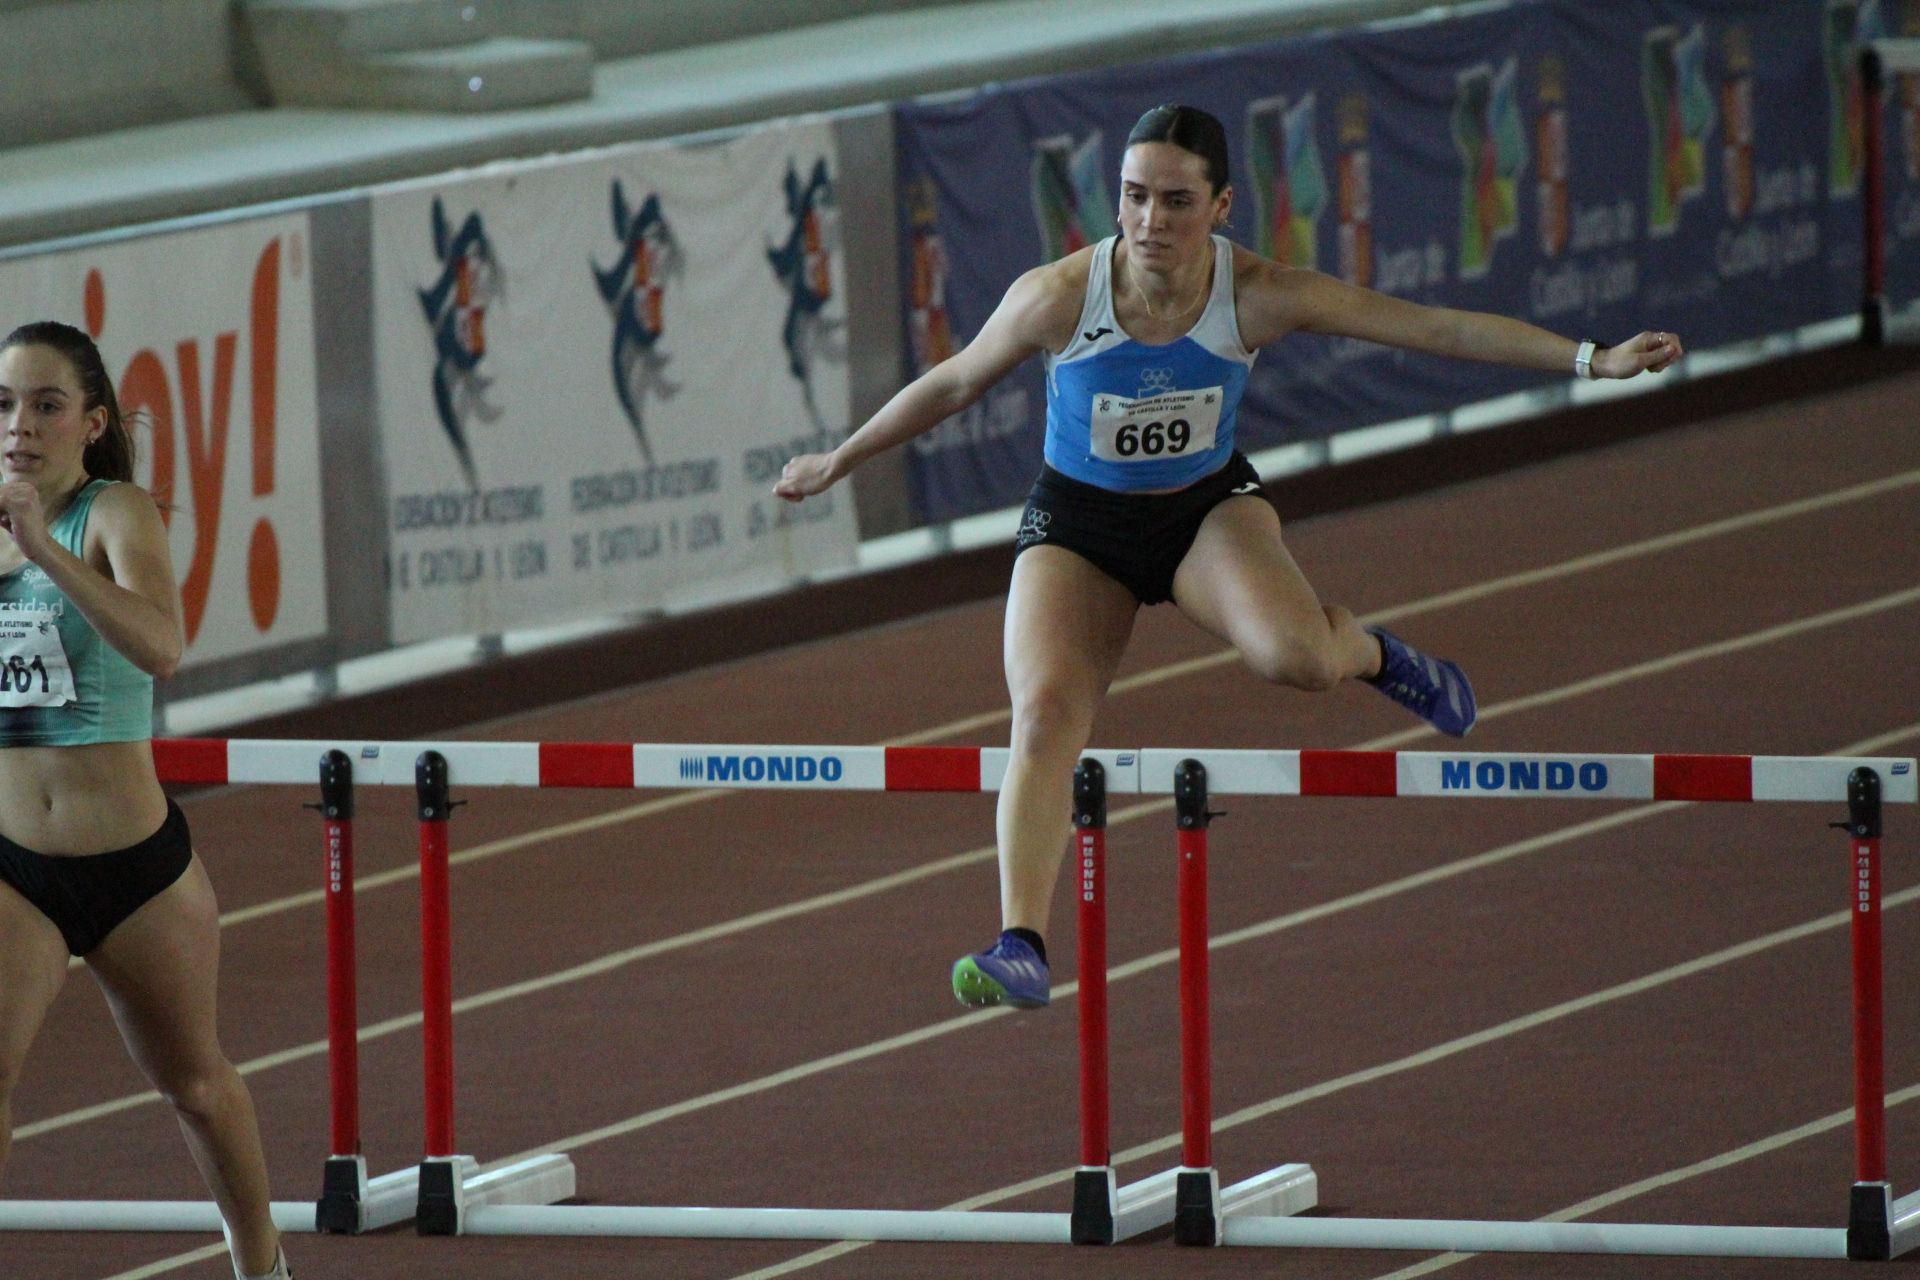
309,749,366,1234
1839,768,1894,1261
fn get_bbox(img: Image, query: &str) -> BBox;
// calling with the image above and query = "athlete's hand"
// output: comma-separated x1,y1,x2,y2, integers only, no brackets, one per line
1596,330,1684,378
0,481,52,560
774,452,840,502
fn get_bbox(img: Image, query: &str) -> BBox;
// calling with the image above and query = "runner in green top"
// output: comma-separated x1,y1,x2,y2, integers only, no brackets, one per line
0,322,292,1280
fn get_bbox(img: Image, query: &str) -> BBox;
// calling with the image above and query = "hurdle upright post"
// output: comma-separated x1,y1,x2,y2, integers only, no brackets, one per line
1844,767,1892,1260
1172,758,1222,1246
1069,759,1114,1244
313,750,365,1234
415,750,464,1235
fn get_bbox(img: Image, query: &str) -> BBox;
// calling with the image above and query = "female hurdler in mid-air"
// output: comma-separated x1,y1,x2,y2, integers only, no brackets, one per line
777,104,1682,1009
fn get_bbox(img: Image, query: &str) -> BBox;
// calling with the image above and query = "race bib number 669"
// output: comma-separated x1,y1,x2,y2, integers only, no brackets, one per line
1089,386,1221,463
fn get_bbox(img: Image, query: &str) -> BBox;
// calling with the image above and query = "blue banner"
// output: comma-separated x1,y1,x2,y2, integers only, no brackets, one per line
1871,6,1920,323
894,0,1900,524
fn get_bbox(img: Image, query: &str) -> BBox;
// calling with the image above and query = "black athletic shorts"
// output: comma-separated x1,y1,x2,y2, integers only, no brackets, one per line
0,800,194,955
1013,452,1267,605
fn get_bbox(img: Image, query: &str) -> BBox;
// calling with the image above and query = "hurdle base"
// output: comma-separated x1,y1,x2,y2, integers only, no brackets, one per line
1892,1187,1920,1258
317,1157,481,1234
416,1158,464,1237
1851,1181,1893,1260
416,1153,579,1235
1171,1162,1317,1247
459,1203,1071,1242
0,1200,321,1233
1221,1162,1318,1220
317,1155,366,1234
1218,1213,1847,1257
1173,1167,1220,1246
1069,1165,1182,1244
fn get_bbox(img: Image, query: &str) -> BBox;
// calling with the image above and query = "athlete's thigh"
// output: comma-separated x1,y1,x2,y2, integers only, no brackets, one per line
1004,545,1140,706
0,881,70,1084
84,856,226,1086
1171,495,1330,649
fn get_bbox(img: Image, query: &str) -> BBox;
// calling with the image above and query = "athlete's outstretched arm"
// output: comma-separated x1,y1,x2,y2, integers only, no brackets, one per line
775,262,1079,500
1236,255,1683,380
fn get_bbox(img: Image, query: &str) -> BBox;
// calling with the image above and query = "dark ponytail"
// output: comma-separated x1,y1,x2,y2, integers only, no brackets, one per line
1127,104,1232,195
1,320,136,483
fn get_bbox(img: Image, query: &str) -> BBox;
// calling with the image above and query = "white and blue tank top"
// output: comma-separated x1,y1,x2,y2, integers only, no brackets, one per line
1043,234,1256,490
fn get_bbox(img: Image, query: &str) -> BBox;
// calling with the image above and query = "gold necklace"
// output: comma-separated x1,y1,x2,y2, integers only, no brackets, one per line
1129,244,1212,323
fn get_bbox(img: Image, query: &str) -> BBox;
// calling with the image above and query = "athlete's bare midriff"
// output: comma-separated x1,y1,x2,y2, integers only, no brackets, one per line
0,739,169,854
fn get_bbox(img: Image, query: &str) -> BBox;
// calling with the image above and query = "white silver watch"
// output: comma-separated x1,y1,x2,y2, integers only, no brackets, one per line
1573,339,1599,380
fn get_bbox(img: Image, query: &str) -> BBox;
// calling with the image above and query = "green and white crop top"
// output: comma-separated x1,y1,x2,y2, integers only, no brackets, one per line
0,479,152,745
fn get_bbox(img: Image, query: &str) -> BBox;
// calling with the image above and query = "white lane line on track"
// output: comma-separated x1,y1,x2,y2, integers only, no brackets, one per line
74,739,1920,1273
1368,1081,1920,1280
167,465,1920,933
723,886,1920,1280
18,590,1920,1145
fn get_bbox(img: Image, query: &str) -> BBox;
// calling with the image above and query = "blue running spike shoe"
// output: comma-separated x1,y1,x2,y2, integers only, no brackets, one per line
952,933,1050,1008
1363,626,1477,737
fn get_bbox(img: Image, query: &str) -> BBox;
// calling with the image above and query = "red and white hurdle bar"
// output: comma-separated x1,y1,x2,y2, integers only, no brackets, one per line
146,738,1920,804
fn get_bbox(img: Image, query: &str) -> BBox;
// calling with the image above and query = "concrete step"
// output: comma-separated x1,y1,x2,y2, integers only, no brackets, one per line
246,0,498,58
245,0,595,111
361,36,594,111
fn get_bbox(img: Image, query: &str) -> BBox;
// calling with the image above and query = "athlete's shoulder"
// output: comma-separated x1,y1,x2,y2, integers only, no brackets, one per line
87,479,161,517
1225,241,1320,348
1002,245,1097,350
83,480,168,546
1225,240,1298,295
1021,244,1096,308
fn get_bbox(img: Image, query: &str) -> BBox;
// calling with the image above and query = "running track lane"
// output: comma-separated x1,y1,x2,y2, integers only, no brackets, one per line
6,372,1920,1279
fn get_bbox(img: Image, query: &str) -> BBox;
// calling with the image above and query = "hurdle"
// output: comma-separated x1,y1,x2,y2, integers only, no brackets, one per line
1130,747,1920,1260
115,738,1918,1258
0,744,576,1238
137,738,1301,1245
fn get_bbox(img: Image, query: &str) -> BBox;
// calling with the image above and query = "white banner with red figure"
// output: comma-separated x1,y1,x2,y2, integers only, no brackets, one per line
0,215,327,669
369,118,858,645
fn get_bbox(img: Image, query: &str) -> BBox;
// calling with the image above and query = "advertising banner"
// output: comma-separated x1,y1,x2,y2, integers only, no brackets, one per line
370,120,858,645
1870,7,1920,324
894,0,1880,524
0,215,328,670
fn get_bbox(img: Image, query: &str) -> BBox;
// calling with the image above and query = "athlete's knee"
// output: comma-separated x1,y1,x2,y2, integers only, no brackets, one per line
1008,679,1096,759
155,1056,243,1123
1242,635,1343,691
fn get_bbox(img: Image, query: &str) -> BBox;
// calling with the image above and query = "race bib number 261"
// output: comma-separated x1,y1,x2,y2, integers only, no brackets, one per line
0,615,76,708
1089,386,1221,463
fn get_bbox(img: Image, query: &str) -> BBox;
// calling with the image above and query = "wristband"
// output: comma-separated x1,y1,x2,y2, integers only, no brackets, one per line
1573,340,1598,380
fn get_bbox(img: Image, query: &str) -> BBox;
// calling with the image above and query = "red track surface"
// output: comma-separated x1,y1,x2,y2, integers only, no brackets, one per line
7,369,1920,1279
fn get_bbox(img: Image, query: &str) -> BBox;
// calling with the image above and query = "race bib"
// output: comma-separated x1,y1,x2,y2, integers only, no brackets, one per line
0,607,76,708
1089,387,1221,463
